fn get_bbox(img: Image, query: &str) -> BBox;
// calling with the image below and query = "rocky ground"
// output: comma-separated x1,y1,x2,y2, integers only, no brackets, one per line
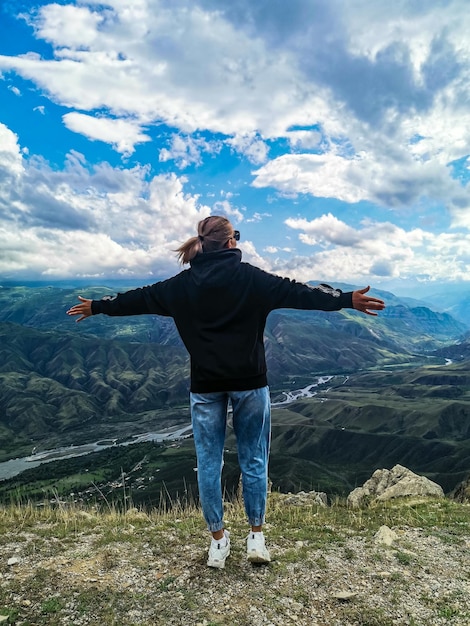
1,493,470,625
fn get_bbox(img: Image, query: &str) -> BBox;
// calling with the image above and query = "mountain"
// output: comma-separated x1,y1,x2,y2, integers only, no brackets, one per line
433,334,470,362
0,284,183,345
2,359,469,499
0,322,189,460
266,362,470,495
0,281,468,460
0,283,467,347
0,298,464,463
2,283,470,495
2,353,469,504
419,289,470,327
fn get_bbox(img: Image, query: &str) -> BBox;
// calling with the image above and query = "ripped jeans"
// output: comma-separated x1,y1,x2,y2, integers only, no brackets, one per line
190,386,271,532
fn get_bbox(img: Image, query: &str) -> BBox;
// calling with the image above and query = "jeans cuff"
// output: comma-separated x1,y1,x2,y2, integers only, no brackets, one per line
248,515,265,526
207,521,225,532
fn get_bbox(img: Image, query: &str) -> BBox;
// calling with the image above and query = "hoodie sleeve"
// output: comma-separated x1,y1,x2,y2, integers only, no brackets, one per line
91,280,175,317
252,268,354,312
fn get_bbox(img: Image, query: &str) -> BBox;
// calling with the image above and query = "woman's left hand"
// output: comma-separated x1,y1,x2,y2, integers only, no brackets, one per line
352,286,385,316
66,296,93,322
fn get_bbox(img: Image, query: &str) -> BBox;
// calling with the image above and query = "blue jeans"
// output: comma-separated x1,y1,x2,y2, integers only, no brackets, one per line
190,386,271,532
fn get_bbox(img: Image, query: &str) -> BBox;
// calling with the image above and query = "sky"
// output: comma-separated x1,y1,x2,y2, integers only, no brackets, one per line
0,0,470,296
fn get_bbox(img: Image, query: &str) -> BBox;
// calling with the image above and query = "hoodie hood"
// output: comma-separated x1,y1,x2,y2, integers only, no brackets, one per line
189,248,242,287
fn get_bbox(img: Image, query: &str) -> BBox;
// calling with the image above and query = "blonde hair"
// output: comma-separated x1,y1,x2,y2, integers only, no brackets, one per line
176,216,234,264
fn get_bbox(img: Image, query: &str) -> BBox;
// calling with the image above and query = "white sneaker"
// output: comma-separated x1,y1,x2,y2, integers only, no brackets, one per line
207,531,230,569
247,532,271,564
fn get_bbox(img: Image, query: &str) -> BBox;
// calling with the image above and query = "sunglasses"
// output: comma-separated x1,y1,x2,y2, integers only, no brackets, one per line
233,230,240,241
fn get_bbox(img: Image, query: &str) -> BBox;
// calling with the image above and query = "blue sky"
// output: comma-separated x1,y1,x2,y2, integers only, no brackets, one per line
1,0,469,295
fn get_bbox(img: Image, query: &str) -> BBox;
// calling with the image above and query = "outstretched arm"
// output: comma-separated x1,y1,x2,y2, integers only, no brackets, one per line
66,296,93,323
352,286,385,316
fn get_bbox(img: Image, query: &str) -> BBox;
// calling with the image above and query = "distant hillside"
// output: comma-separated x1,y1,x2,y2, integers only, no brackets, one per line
2,359,469,504
0,281,468,462
433,334,470,362
0,322,189,460
0,284,467,347
420,288,470,327
266,362,470,495
0,302,462,462
0,285,183,345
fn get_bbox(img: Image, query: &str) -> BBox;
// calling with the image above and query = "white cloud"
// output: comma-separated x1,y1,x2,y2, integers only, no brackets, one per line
246,212,272,223
226,133,269,164
252,142,470,214
286,214,361,247
281,212,470,284
0,116,469,285
252,153,367,203
159,134,221,169
31,3,104,48
0,0,303,140
0,123,213,278
211,200,244,224
0,124,24,177
63,113,151,155
1,0,469,209
287,130,322,150
238,240,271,271
1,1,470,286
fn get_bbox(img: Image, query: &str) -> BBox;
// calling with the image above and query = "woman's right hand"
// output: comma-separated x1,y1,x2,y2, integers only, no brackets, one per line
66,296,93,322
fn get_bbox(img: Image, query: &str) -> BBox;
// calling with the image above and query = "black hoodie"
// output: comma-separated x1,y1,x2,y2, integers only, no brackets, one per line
91,249,353,392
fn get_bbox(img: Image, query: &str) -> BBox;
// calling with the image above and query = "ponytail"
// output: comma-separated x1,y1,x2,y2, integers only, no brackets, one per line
176,236,203,264
176,216,234,264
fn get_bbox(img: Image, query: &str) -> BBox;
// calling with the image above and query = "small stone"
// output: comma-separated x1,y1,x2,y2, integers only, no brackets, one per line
7,557,20,566
333,591,358,601
374,525,398,546
0,616,9,623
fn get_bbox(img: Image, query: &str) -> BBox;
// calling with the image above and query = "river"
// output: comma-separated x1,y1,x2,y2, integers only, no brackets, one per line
0,424,193,481
0,375,341,481
271,375,340,406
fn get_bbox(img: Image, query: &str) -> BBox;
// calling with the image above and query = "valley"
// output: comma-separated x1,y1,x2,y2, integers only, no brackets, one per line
1,283,469,508
1,363,470,508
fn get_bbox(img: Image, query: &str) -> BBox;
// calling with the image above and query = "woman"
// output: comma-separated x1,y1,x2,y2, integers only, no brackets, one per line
67,215,385,568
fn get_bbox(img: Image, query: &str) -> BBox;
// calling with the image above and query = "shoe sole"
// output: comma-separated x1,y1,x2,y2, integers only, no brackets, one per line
247,551,271,564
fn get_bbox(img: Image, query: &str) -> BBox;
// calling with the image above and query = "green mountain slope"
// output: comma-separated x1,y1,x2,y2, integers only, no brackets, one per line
0,298,452,463
2,361,469,506
2,284,470,497
0,322,189,459
266,363,470,494
0,284,467,349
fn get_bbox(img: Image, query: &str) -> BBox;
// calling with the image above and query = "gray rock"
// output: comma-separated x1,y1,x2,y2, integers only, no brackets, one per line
333,591,358,601
374,525,398,546
449,475,470,502
347,464,444,508
281,490,328,506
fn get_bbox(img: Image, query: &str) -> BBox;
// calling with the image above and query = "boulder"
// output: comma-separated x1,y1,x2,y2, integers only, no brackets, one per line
347,464,444,508
374,525,398,546
449,475,470,502
281,490,328,507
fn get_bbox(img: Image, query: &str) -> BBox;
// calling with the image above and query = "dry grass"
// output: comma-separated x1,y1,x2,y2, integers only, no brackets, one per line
1,494,470,625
